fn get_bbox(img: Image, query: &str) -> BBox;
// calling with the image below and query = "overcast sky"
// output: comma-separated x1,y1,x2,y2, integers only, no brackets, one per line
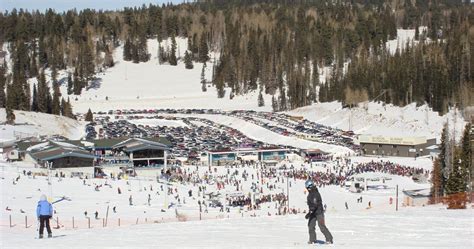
0,0,187,12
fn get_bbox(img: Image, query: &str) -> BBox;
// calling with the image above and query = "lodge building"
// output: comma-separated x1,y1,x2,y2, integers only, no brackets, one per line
359,135,436,158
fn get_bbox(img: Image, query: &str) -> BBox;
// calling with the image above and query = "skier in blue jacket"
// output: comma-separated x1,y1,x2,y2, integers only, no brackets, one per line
36,194,53,238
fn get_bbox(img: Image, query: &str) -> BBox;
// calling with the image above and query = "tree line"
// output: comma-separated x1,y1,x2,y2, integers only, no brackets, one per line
0,0,472,121
430,122,472,209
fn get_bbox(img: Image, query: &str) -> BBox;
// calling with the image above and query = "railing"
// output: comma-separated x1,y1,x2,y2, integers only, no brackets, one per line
1,211,281,231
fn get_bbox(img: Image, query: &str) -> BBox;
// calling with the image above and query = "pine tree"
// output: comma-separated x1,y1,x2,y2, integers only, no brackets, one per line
279,88,287,111
36,70,49,113
258,91,265,107
0,66,6,108
60,97,65,115
170,33,178,66
429,158,443,204
67,73,73,95
460,123,471,179
271,95,278,112
31,83,38,112
64,97,74,119
5,104,15,125
73,68,82,95
184,51,193,69
445,148,467,209
51,70,61,115
198,33,209,63
131,41,139,63
38,37,48,66
158,45,167,64
123,39,132,61
104,45,115,68
46,94,52,114
138,35,149,62
440,124,448,195
201,63,207,92
81,42,95,82
85,108,93,122
414,22,419,41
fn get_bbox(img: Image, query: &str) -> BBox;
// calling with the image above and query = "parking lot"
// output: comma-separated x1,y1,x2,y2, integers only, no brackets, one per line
85,109,358,160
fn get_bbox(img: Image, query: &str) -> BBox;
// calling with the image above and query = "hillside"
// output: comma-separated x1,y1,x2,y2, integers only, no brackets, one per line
0,109,85,140
287,102,467,142
59,38,273,113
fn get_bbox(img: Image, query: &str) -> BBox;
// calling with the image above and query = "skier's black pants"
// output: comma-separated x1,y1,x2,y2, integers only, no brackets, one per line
308,214,333,243
39,215,52,235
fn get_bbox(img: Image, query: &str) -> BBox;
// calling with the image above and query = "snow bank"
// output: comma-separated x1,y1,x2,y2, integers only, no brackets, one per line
287,102,467,143
0,109,85,140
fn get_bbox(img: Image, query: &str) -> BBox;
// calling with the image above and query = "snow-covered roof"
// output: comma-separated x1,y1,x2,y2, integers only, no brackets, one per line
113,138,169,152
403,189,431,198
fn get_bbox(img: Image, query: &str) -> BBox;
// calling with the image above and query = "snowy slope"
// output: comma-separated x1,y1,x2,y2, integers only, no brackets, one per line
0,109,85,140
287,102,467,143
59,38,274,113
386,27,429,54
1,160,472,249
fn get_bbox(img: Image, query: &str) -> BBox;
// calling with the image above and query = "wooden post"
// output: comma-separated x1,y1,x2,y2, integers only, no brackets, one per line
118,218,120,227
56,217,59,228
25,216,27,228
287,174,290,213
72,216,75,228
103,218,105,227
136,218,139,224
10,215,12,228
88,217,91,228
105,205,109,227
199,212,202,220
396,185,399,211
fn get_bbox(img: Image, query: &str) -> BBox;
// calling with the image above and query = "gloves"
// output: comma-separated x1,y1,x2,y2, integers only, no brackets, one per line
305,212,311,219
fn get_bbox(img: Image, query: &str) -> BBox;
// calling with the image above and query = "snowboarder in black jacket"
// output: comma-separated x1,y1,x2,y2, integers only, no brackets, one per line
305,179,333,244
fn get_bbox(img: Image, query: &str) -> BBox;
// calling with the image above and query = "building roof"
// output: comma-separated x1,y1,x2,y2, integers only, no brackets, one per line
302,149,327,154
96,137,171,149
358,135,429,146
402,189,431,198
0,139,16,148
31,147,96,161
28,141,96,161
17,141,42,151
113,138,169,152
208,149,235,154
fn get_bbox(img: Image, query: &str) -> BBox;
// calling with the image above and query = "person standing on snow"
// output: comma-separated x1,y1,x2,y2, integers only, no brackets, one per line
304,179,333,244
36,194,53,238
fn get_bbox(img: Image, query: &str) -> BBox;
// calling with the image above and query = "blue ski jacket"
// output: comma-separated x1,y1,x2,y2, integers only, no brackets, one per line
36,195,53,218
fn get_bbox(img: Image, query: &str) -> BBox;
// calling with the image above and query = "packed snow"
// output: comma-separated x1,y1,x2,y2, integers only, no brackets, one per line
0,109,85,140
287,102,467,143
386,27,429,54
57,38,274,114
1,157,472,249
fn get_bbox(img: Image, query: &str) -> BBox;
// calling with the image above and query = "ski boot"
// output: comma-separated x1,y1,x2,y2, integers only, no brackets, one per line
48,233,52,238
39,234,43,239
